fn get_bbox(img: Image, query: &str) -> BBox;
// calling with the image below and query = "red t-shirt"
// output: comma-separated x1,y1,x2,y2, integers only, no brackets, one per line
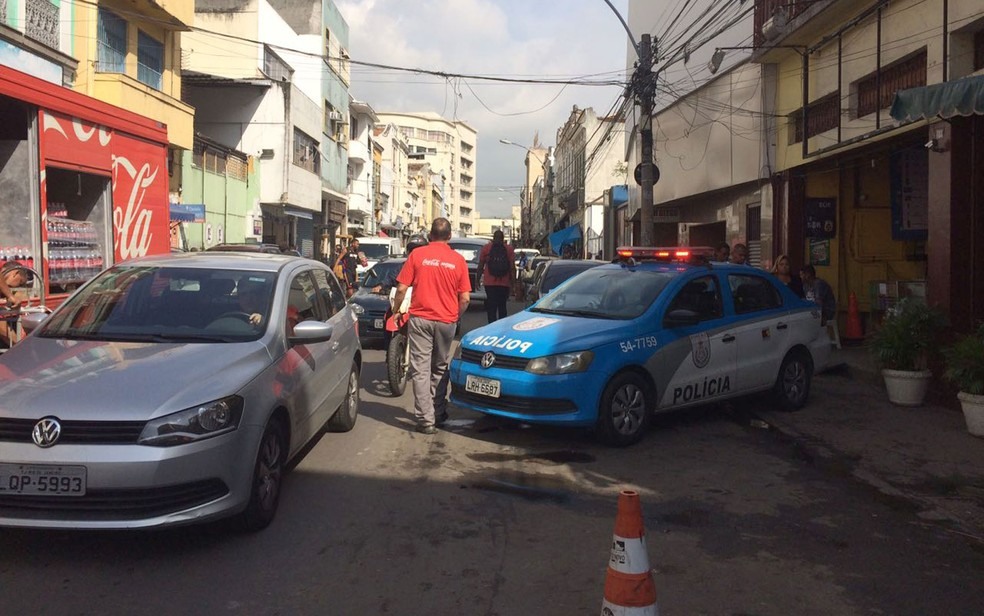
478,241,515,288
396,242,471,323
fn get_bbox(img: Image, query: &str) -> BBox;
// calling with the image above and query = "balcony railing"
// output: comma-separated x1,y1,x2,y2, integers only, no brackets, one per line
754,0,812,46
26,0,59,49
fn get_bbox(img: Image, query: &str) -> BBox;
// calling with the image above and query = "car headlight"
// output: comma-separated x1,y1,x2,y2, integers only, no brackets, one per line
526,351,594,375
350,303,365,316
138,396,244,446
452,341,463,360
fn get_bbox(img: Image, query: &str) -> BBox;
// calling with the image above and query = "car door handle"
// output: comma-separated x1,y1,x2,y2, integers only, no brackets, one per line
722,334,736,343
777,322,788,330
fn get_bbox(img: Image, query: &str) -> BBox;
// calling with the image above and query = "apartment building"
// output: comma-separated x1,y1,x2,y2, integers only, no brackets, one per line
375,112,478,235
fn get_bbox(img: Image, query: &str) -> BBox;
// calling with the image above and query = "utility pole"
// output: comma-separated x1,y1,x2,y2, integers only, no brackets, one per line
637,33,656,247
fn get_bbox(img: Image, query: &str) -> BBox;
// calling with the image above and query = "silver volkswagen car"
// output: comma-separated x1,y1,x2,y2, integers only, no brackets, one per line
0,252,361,530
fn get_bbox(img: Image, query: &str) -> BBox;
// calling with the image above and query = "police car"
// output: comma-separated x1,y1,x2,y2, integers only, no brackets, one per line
449,247,831,446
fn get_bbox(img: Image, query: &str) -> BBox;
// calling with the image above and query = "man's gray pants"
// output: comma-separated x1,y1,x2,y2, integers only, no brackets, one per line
407,317,456,428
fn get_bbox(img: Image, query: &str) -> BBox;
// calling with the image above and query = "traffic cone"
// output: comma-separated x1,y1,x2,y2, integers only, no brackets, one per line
844,291,863,342
601,490,658,615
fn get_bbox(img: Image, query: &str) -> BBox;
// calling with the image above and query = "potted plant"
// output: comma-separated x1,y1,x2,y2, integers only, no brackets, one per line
943,324,984,437
868,298,946,406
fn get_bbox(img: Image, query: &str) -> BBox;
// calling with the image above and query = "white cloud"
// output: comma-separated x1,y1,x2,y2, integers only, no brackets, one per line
337,0,630,218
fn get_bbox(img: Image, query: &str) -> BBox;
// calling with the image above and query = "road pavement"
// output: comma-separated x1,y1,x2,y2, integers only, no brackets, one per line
0,302,981,615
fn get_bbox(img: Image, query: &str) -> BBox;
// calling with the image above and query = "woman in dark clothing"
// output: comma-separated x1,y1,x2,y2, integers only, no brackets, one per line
772,254,804,298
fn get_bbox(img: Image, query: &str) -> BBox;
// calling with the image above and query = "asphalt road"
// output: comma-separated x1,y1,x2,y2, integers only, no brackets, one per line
1,302,982,615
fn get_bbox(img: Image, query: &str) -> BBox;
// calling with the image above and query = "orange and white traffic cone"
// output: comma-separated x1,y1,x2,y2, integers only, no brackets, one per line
601,490,658,615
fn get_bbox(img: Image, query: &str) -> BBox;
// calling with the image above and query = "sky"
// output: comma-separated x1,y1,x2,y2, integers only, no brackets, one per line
338,0,633,220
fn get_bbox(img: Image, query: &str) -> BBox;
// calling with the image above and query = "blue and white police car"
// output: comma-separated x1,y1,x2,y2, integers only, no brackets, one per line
449,247,831,446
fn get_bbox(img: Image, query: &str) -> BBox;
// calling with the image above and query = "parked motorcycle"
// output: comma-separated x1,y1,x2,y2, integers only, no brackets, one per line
384,287,412,396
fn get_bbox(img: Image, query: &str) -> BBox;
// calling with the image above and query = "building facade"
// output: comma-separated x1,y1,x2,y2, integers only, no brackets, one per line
347,99,378,236
754,0,984,334
375,112,478,235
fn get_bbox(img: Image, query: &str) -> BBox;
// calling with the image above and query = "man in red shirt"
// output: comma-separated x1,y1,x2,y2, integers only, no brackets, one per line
392,218,471,434
477,229,516,323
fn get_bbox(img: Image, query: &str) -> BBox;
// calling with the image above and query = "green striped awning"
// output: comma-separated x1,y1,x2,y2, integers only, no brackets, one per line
890,74,984,123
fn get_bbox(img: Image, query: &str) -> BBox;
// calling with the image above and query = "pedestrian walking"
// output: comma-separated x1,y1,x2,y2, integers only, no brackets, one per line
477,229,515,323
335,239,366,298
391,218,471,434
800,264,836,325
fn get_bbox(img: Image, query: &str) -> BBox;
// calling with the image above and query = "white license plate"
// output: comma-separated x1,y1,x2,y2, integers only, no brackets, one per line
373,318,384,329
0,463,87,496
465,374,501,398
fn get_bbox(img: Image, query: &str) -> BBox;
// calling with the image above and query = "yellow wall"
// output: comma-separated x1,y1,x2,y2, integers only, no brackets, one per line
71,1,194,150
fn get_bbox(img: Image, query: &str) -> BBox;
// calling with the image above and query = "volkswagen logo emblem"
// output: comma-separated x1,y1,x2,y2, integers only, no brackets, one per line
480,352,496,369
32,417,62,448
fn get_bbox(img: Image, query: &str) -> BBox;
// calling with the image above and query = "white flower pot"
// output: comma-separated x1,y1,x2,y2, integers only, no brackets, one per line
957,391,984,437
881,369,933,407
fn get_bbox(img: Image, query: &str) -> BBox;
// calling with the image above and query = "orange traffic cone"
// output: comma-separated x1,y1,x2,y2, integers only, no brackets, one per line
844,291,863,342
601,490,658,615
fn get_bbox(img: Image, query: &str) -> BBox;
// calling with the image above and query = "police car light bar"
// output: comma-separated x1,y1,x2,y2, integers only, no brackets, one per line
615,246,714,263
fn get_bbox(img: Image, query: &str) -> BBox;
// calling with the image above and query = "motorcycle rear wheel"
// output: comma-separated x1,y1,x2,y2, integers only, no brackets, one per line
387,332,409,397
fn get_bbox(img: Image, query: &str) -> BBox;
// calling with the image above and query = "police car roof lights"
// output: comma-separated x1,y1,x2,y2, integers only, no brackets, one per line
615,246,714,265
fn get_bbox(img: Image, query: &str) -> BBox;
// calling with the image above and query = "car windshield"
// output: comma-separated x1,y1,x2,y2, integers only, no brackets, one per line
448,241,487,264
530,267,673,319
358,244,391,260
39,266,277,342
359,261,403,292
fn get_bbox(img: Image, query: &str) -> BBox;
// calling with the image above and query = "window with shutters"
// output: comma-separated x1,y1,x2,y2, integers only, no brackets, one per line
789,92,840,144
856,49,927,118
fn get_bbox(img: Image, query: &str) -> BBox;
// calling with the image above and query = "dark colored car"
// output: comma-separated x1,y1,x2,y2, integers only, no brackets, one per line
447,237,490,305
206,243,283,254
348,258,406,346
525,259,607,306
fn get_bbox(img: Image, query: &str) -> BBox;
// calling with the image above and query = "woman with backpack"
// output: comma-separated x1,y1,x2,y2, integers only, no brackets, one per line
477,229,515,323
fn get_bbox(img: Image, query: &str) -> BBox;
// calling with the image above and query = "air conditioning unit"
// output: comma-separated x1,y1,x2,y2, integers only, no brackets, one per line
329,110,344,122
762,7,788,41
259,148,275,160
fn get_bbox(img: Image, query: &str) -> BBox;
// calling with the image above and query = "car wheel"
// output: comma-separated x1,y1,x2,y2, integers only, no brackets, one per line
596,372,651,447
327,362,360,432
774,349,813,411
238,418,286,532
387,332,409,397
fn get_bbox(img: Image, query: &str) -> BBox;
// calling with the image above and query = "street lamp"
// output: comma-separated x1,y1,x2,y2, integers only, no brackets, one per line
601,0,656,246
498,139,548,248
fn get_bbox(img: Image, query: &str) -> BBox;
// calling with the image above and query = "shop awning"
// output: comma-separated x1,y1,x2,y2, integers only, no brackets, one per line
547,224,582,256
170,203,205,223
890,74,984,123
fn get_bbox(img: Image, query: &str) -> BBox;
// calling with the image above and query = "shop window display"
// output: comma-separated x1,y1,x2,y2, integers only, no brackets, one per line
45,168,111,295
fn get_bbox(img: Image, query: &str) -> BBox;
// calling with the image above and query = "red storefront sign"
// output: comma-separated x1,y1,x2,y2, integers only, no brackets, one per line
40,111,170,261
0,65,171,265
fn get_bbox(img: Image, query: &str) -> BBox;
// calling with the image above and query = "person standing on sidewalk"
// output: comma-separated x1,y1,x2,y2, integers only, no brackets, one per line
392,218,471,434
477,229,515,323
800,264,836,326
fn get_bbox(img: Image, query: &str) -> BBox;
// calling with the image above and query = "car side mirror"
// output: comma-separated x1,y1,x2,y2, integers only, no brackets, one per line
289,320,334,343
21,311,49,334
664,309,700,328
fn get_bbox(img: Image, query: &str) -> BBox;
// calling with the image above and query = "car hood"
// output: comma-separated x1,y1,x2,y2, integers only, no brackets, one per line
349,292,390,311
459,310,632,358
0,337,273,421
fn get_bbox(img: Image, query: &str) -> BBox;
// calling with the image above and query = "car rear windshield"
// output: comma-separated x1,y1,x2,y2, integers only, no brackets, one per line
39,266,278,342
541,262,605,293
358,244,392,259
449,241,487,264
531,267,673,319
